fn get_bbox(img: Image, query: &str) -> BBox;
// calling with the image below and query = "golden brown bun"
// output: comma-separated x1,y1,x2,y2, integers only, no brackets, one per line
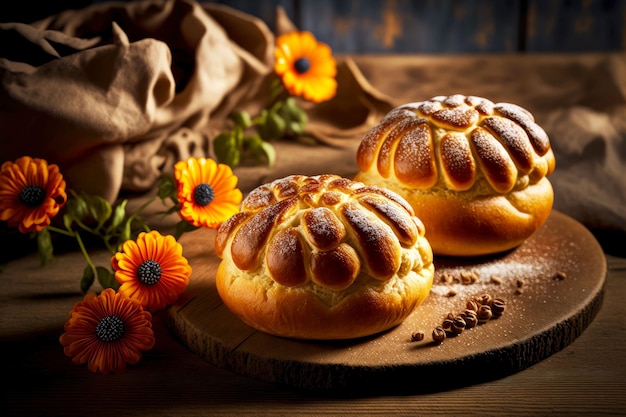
354,94,556,257
215,174,434,340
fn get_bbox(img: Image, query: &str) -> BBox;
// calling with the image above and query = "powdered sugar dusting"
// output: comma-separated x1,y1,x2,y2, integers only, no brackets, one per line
439,133,475,189
482,116,534,173
470,127,517,192
428,232,580,311
394,123,437,187
432,107,479,129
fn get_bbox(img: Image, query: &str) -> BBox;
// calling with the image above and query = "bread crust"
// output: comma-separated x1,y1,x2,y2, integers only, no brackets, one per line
215,174,435,340
355,95,556,257
355,172,553,257
216,259,434,340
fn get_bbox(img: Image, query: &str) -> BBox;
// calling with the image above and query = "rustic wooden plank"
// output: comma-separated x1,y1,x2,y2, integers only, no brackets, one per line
167,210,607,393
525,0,626,52
2,210,623,415
297,0,522,53
3,0,624,53
207,0,297,31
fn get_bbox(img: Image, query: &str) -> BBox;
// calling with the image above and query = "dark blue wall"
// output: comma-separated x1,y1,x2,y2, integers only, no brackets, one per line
1,0,624,53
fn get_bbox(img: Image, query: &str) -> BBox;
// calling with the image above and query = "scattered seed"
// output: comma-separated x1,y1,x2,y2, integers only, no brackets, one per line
477,305,493,323
432,326,446,344
490,275,502,285
451,316,466,335
491,298,506,317
411,331,425,342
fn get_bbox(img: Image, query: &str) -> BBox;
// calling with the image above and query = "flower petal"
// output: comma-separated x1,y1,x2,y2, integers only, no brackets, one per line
274,31,337,103
59,289,155,374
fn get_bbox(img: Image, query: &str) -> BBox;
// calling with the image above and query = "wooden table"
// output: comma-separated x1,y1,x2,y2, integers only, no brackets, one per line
3,53,626,416
3,227,625,416
3,142,625,416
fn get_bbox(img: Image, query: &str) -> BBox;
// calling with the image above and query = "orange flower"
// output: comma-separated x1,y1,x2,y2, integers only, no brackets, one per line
174,157,242,229
59,288,155,374
274,31,337,103
112,230,191,312
0,156,67,233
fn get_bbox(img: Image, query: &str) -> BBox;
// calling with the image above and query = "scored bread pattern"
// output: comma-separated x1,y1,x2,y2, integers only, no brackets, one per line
215,174,431,291
356,94,556,192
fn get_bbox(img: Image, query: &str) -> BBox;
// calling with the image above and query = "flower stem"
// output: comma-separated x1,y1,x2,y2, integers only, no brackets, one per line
73,231,96,272
47,225,97,272
47,225,74,238
130,196,157,218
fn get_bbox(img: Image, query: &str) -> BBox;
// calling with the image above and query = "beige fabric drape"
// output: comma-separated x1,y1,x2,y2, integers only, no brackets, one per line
0,0,391,202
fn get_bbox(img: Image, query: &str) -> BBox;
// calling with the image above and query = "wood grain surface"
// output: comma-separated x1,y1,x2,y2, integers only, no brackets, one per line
167,210,606,393
2,51,625,416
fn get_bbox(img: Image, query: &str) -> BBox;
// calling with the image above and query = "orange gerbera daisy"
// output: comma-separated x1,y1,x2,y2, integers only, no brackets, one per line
59,288,155,374
274,31,338,103
174,157,242,229
0,156,67,233
112,230,191,312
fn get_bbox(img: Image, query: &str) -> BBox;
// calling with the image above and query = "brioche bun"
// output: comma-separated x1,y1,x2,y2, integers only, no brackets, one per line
215,174,434,340
355,94,556,257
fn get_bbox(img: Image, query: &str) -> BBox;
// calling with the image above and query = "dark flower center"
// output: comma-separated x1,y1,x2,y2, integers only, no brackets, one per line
193,183,215,207
19,184,46,207
137,259,162,285
95,315,125,342
294,57,311,74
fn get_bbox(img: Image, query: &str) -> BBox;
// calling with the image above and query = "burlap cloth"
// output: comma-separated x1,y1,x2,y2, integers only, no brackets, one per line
1,0,624,235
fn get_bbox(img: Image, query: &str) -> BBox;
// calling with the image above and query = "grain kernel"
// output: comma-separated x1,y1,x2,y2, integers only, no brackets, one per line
477,305,493,323
478,293,493,306
441,318,454,333
462,309,478,328
491,298,506,317
411,331,425,342
466,299,479,312
451,316,466,335
432,326,446,344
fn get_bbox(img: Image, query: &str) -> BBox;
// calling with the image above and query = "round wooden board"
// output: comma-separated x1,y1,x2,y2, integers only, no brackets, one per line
167,210,606,394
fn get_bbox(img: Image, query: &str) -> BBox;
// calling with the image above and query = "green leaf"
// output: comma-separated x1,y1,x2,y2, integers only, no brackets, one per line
231,111,252,129
255,110,271,140
265,111,287,140
96,266,119,290
80,265,95,294
37,228,54,266
244,135,276,168
227,147,242,168
269,78,284,101
282,96,300,116
289,120,306,136
259,141,276,167
296,108,308,124
213,131,241,167
274,97,308,137
66,192,89,221
120,218,132,243
62,213,74,230
158,174,178,202
174,220,199,240
107,200,128,232
87,195,112,229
